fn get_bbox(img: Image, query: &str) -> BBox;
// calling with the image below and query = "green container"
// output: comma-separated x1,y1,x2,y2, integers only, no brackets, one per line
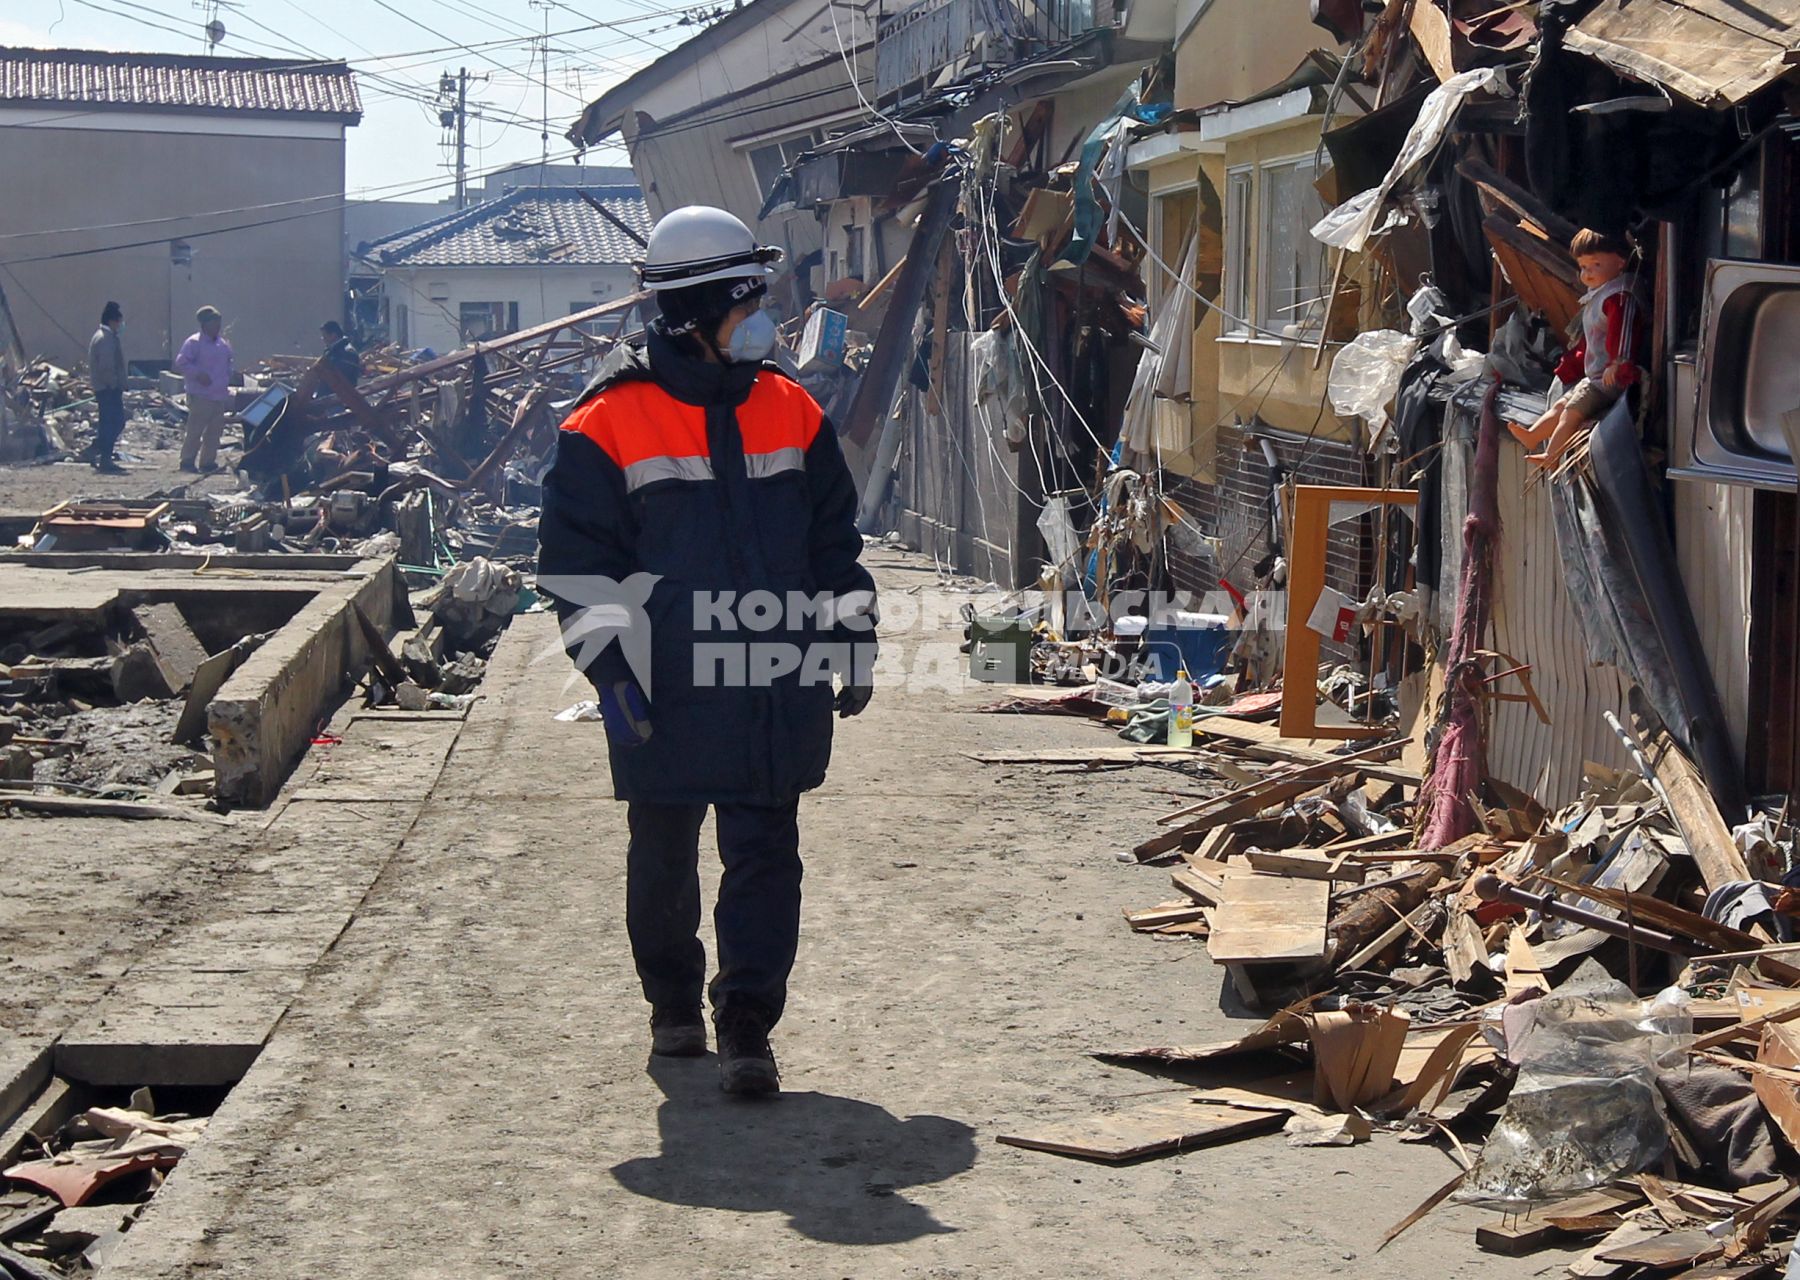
969,615,1033,683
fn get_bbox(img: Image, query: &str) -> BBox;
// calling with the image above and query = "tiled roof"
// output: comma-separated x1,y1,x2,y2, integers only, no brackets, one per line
361,186,651,268
0,47,362,121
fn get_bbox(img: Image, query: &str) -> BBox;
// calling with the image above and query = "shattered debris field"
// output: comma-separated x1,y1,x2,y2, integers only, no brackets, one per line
0,549,1550,1278
2,320,1799,1279
0,542,1789,1276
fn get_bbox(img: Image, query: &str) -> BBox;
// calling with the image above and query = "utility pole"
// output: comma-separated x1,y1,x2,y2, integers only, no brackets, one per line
439,69,471,209
454,68,469,209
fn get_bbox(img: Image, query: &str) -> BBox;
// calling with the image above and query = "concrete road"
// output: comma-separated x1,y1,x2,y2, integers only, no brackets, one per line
104,547,1554,1278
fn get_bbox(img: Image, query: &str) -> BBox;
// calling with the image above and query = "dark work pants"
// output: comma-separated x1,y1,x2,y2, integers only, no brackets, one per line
93,389,125,462
625,798,803,1026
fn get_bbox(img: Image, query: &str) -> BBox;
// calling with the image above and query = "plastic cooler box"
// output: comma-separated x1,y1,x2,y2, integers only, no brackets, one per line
1139,612,1232,682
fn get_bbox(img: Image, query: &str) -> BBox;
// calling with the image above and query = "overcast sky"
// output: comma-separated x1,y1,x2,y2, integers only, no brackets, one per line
0,0,669,200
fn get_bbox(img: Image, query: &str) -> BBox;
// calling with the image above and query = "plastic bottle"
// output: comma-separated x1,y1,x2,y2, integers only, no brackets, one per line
1167,669,1194,748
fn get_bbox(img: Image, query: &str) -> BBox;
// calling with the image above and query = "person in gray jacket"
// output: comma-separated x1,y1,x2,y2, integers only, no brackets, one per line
86,301,128,473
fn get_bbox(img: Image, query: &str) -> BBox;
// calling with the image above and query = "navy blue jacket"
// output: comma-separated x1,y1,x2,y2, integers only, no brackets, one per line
537,331,875,806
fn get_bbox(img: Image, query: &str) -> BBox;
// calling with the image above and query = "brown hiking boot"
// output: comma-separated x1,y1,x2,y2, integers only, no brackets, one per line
650,1007,706,1057
715,1005,779,1097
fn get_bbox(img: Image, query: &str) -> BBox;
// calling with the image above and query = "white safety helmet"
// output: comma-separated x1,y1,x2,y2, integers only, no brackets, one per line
638,206,782,291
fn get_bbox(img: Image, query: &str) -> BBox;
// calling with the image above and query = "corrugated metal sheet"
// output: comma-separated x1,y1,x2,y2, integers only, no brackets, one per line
1674,477,1754,774
895,334,1029,583
0,46,361,120
1440,421,1631,806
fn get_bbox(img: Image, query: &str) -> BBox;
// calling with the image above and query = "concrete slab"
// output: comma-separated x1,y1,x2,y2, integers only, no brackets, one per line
56,966,309,1087
287,717,464,801
0,1031,53,1131
148,912,355,972
133,601,208,689
209,561,401,807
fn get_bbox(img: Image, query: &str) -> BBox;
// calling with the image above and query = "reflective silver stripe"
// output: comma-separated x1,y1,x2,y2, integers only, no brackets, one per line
745,446,805,479
623,454,713,491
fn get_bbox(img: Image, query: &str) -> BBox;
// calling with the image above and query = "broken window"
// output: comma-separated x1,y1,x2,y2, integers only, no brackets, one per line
746,130,823,201
1149,185,1199,316
459,301,518,343
845,225,866,279
1258,156,1327,336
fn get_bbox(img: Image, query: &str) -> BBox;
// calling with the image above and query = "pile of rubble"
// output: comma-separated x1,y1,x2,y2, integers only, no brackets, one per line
1,1088,208,1275
980,668,1800,1270
356,556,523,714
1,600,226,813
0,361,189,466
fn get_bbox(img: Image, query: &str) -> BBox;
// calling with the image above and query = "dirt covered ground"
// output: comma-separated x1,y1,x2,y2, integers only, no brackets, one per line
41,546,1557,1280
0,405,242,514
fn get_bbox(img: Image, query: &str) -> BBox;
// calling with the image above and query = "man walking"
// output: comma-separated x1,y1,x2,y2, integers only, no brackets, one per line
86,301,128,474
320,320,361,387
538,206,876,1098
174,305,233,473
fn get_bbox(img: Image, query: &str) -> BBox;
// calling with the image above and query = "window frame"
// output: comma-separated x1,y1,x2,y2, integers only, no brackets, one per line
1221,165,1254,337
745,128,826,199
1147,181,1199,317
1255,152,1327,339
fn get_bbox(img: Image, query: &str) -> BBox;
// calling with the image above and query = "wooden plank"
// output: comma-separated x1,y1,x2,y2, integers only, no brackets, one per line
1599,1228,1723,1268
995,1098,1286,1162
1478,1186,1646,1254
1476,1217,1562,1256
1408,0,1454,82
1753,1022,1800,1150
1565,0,1800,108
1133,777,1328,861
1198,726,1422,786
1454,156,1581,246
1319,829,1413,854
1542,1185,1649,1232
0,793,225,822
963,746,1205,764
1207,872,1330,965
1245,850,1365,882
1637,712,1752,894
1170,865,1224,905
1156,737,1409,825
1125,902,1206,931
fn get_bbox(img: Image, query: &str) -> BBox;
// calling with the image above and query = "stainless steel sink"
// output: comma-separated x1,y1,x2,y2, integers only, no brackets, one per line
1681,259,1800,490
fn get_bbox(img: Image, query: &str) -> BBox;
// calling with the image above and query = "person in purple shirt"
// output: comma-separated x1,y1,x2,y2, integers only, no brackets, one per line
173,304,234,472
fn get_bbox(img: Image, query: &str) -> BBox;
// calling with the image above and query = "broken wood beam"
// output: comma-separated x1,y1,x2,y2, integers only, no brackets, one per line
1133,776,1328,861
1155,736,1410,825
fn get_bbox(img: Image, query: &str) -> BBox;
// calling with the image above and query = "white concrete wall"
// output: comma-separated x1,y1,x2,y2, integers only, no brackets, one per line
382,264,638,354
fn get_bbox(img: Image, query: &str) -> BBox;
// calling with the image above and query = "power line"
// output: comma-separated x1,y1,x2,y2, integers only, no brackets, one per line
366,0,593,105
0,142,601,264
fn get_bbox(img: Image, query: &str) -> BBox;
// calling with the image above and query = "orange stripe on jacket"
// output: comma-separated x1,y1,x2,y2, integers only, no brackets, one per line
561,372,823,472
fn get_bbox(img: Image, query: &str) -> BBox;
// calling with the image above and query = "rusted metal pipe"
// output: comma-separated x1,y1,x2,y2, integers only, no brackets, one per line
1471,873,1697,957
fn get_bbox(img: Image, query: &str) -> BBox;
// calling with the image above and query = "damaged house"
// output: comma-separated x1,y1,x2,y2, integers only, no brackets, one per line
356,185,651,353
565,0,882,312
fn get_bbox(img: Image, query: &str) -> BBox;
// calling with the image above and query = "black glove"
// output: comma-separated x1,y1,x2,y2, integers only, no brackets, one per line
835,682,873,718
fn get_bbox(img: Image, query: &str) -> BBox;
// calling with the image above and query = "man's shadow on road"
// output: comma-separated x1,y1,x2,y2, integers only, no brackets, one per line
611,1056,977,1244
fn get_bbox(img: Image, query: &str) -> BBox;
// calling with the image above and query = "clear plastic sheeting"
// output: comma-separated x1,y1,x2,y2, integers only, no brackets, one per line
1037,493,1083,575
1461,979,1693,1206
1328,329,1419,448
1311,67,1510,253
